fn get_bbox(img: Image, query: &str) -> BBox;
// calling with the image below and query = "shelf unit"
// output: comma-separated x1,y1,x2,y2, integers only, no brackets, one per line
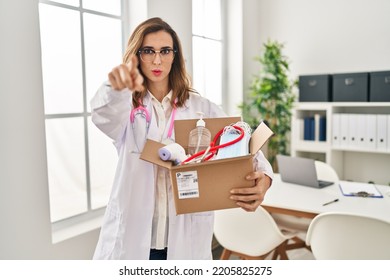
290,102,390,185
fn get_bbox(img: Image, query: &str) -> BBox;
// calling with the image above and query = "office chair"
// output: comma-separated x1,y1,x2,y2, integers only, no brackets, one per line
271,160,339,248
213,206,304,260
306,212,390,259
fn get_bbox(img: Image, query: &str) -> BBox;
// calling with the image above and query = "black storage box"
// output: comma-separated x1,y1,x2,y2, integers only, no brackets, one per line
332,72,369,102
369,71,390,102
299,74,332,102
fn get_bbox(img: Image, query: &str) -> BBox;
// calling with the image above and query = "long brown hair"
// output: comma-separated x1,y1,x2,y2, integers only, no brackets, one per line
123,17,195,108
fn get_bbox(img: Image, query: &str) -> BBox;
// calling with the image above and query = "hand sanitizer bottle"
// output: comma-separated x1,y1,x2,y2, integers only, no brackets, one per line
188,112,211,155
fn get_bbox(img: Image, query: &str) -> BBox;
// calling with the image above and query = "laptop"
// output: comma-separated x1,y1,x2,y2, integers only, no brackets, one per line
276,155,334,188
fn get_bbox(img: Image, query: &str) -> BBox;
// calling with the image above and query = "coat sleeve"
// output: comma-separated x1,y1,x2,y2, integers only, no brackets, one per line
253,150,274,181
90,82,132,142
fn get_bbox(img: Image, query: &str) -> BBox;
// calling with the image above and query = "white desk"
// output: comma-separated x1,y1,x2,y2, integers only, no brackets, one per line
262,174,390,222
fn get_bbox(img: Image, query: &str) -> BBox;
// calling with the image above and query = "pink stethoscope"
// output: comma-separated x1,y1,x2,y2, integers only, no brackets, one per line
130,98,177,152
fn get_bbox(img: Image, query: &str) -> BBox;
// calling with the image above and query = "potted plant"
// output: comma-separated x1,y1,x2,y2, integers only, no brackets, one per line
240,40,297,171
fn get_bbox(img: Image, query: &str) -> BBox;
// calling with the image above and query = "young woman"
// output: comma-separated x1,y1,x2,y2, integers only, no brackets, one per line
90,17,273,260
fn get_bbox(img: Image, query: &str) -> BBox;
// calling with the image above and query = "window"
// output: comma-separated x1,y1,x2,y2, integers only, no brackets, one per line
38,0,124,224
192,0,224,107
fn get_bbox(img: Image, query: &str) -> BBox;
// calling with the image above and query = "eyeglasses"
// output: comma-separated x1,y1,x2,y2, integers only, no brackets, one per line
137,47,177,62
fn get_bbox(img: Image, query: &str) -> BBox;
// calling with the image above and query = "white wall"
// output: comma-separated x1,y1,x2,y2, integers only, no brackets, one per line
148,0,193,77
254,0,390,78
242,0,262,98
253,0,390,184
226,0,244,115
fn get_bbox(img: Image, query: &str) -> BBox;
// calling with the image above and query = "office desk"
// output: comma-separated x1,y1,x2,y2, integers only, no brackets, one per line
262,174,390,222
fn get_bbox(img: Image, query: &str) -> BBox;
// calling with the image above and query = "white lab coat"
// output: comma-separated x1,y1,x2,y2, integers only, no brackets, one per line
90,83,273,260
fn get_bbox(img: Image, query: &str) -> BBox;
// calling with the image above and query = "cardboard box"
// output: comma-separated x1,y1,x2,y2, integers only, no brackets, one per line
140,117,274,214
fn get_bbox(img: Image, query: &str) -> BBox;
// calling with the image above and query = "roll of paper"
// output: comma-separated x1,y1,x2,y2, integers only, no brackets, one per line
158,143,187,164
159,146,172,161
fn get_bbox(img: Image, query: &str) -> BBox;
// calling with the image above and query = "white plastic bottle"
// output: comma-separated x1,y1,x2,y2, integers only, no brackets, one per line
188,112,211,155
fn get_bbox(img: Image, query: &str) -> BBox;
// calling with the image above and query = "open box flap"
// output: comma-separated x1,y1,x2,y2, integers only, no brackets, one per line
250,122,274,155
140,139,173,169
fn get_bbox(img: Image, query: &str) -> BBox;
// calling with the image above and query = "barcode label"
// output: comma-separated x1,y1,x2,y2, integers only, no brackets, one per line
176,171,199,199
180,191,199,197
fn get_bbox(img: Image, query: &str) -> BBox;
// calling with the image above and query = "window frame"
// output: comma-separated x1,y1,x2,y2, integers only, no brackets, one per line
38,0,129,241
191,0,227,110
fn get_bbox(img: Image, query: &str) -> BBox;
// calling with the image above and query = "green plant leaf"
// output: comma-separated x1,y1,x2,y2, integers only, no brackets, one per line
239,40,297,171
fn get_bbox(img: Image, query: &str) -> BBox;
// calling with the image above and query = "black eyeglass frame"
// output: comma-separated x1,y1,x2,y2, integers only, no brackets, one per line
137,47,177,62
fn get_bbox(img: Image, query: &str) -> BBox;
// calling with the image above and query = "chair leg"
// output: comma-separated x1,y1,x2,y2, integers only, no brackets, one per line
220,248,269,260
272,240,289,260
285,237,312,251
271,249,278,260
220,248,232,260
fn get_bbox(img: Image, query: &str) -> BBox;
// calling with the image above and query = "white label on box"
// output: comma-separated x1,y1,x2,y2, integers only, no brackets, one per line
176,171,199,199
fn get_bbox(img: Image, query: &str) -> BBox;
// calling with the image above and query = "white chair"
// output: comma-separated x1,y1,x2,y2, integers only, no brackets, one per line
213,206,304,260
271,160,339,247
306,212,390,259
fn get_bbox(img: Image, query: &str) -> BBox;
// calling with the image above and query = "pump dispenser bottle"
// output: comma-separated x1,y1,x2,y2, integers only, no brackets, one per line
188,112,211,155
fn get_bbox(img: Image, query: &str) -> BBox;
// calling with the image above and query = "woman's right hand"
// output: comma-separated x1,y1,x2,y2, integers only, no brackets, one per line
108,55,144,92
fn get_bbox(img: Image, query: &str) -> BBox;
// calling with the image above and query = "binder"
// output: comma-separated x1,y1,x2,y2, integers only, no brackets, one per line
319,116,326,141
314,114,320,141
310,117,315,140
332,114,340,146
304,116,315,141
304,117,311,140
339,181,383,198
339,114,349,147
366,114,377,149
357,114,367,148
388,115,390,152
348,114,358,148
297,117,304,141
376,114,387,150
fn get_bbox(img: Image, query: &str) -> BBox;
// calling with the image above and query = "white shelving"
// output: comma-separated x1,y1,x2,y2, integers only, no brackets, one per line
290,102,390,185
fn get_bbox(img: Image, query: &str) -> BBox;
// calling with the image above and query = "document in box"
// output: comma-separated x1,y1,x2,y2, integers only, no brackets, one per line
339,181,383,198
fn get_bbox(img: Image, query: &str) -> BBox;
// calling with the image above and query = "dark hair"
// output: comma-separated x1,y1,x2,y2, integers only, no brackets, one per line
123,17,195,108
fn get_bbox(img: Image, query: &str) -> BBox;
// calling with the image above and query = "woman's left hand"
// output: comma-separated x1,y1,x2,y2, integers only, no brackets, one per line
229,171,272,212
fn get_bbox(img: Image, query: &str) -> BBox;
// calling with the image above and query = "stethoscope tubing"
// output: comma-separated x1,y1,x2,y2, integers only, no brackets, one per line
130,104,151,125
130,98,177,139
